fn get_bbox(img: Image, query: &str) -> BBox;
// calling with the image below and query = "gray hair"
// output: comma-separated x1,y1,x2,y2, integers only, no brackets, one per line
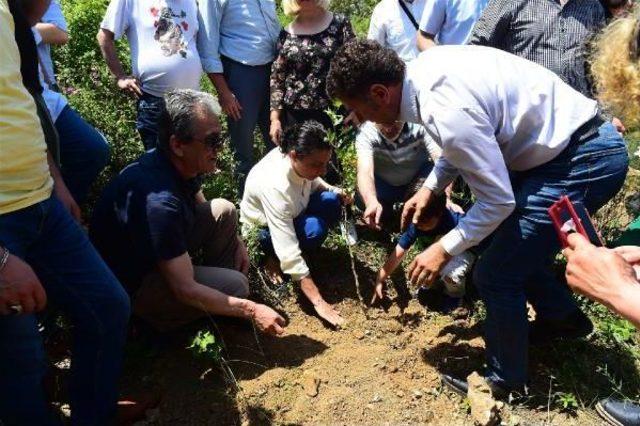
157,89,221,152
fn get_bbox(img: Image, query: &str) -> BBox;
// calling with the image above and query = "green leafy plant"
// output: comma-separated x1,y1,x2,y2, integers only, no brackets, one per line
553,391,579,412
188,330,222,361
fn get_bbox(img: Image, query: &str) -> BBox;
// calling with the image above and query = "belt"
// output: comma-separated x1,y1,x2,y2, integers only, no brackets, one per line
570,114,606,146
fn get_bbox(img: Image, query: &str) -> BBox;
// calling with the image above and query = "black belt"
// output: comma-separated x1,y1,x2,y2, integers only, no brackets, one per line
570,114,605,146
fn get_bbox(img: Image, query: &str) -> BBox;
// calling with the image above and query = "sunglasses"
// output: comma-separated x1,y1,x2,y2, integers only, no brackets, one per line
193,132,223,150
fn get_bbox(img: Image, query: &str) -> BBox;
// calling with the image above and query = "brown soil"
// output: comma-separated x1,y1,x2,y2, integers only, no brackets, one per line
119,234,612,426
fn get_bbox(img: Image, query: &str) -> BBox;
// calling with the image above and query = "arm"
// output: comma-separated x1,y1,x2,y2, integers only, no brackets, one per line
565,234,640,328
372,245,407,303
0,247,47,315
36,1,68,45
261,189,344,325
417,0,445,51
197,0,242,120
35,23,68,45
158,253,285,334
416,30,437,51
269,33,287,144
47,151,81,221
467,0,512,47
356,154,383,230
404,109,515,286
96,28,142,98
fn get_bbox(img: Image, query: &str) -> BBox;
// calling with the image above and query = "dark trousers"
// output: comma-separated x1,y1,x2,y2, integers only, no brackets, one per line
57,105,110,205
136,92,165,151
222,57,274,194
0,196,130,425
474,122,629,388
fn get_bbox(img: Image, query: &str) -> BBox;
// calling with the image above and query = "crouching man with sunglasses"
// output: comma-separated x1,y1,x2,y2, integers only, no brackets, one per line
90,89,286,336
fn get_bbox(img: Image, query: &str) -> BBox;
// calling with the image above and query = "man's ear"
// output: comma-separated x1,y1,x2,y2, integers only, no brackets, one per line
369,83,390,105
169,135,184,158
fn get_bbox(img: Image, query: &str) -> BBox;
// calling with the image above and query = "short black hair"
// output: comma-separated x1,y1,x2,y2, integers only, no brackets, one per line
279,120,332,158
405,176,446,222
326,39,406,100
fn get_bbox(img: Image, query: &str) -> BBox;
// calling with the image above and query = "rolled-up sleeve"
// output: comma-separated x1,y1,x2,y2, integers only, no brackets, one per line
100,0,129,40
419,0,446,36
42,1,67,32
431,107,515,255
197,0,224,73
261,188,310,281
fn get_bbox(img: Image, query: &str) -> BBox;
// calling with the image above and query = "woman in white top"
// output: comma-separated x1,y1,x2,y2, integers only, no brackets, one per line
241,121,351,327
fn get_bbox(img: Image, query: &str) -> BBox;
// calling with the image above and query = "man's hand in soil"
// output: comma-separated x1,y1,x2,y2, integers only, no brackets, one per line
401,186,434,231
363,200,383,230
408,241,452,287
251,303,286,336
0,253,47,315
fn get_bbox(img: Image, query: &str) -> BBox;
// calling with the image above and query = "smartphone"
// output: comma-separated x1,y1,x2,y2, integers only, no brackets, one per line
548,195,604,248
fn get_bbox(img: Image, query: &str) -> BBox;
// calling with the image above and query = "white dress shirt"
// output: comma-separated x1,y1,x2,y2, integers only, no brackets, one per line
399,45,598,256
240,148,337,281
368,0,426,61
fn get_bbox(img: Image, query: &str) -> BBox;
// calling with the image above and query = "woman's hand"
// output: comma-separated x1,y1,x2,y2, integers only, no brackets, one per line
270,119,283,145
300,276,345,327
334,188,353,206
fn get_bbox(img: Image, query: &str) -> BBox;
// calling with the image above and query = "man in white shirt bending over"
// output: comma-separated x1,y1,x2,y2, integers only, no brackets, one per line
327,40,628,396
368,0,426,62
416,0,488,50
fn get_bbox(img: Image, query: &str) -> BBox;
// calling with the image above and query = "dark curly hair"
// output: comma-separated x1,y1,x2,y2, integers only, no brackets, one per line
326,39,406,100
279,120,332,158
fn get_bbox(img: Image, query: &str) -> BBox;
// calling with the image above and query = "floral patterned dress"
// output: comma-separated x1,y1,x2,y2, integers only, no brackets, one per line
270,14,355,115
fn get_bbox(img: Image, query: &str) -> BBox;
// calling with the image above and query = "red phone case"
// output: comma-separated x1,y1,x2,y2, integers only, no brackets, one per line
548,195,602,248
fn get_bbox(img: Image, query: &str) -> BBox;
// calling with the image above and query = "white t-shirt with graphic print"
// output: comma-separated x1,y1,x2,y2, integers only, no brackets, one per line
101,0,202,97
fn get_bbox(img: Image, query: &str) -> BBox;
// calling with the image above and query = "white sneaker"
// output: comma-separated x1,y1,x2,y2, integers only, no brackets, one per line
439,251,476,298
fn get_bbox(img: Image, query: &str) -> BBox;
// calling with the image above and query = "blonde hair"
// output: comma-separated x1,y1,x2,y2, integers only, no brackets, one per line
591,5,640,127
282,0,330,16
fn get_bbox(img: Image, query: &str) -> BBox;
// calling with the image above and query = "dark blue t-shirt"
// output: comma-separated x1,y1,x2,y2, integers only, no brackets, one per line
90,149,201,292
397,210,464,250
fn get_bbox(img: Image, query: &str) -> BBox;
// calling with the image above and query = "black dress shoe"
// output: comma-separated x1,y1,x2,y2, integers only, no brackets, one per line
596,398,640,426
529,308,593,345
440,374,525,402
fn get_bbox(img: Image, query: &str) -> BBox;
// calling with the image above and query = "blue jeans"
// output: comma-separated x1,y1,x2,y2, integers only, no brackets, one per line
259,191,341,256
0,196,130,425
222,57,274,194
57,105,110,205
473,122,629,388
136,92,165,151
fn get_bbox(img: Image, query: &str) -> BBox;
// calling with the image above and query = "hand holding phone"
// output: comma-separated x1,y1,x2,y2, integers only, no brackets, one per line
548,196,604,248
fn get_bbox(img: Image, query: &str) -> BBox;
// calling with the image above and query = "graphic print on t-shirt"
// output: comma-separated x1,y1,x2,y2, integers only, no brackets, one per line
150,5,189,58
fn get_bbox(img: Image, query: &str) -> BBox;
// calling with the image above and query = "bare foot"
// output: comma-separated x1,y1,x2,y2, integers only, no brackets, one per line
264,256,284,285
313,300,345,327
